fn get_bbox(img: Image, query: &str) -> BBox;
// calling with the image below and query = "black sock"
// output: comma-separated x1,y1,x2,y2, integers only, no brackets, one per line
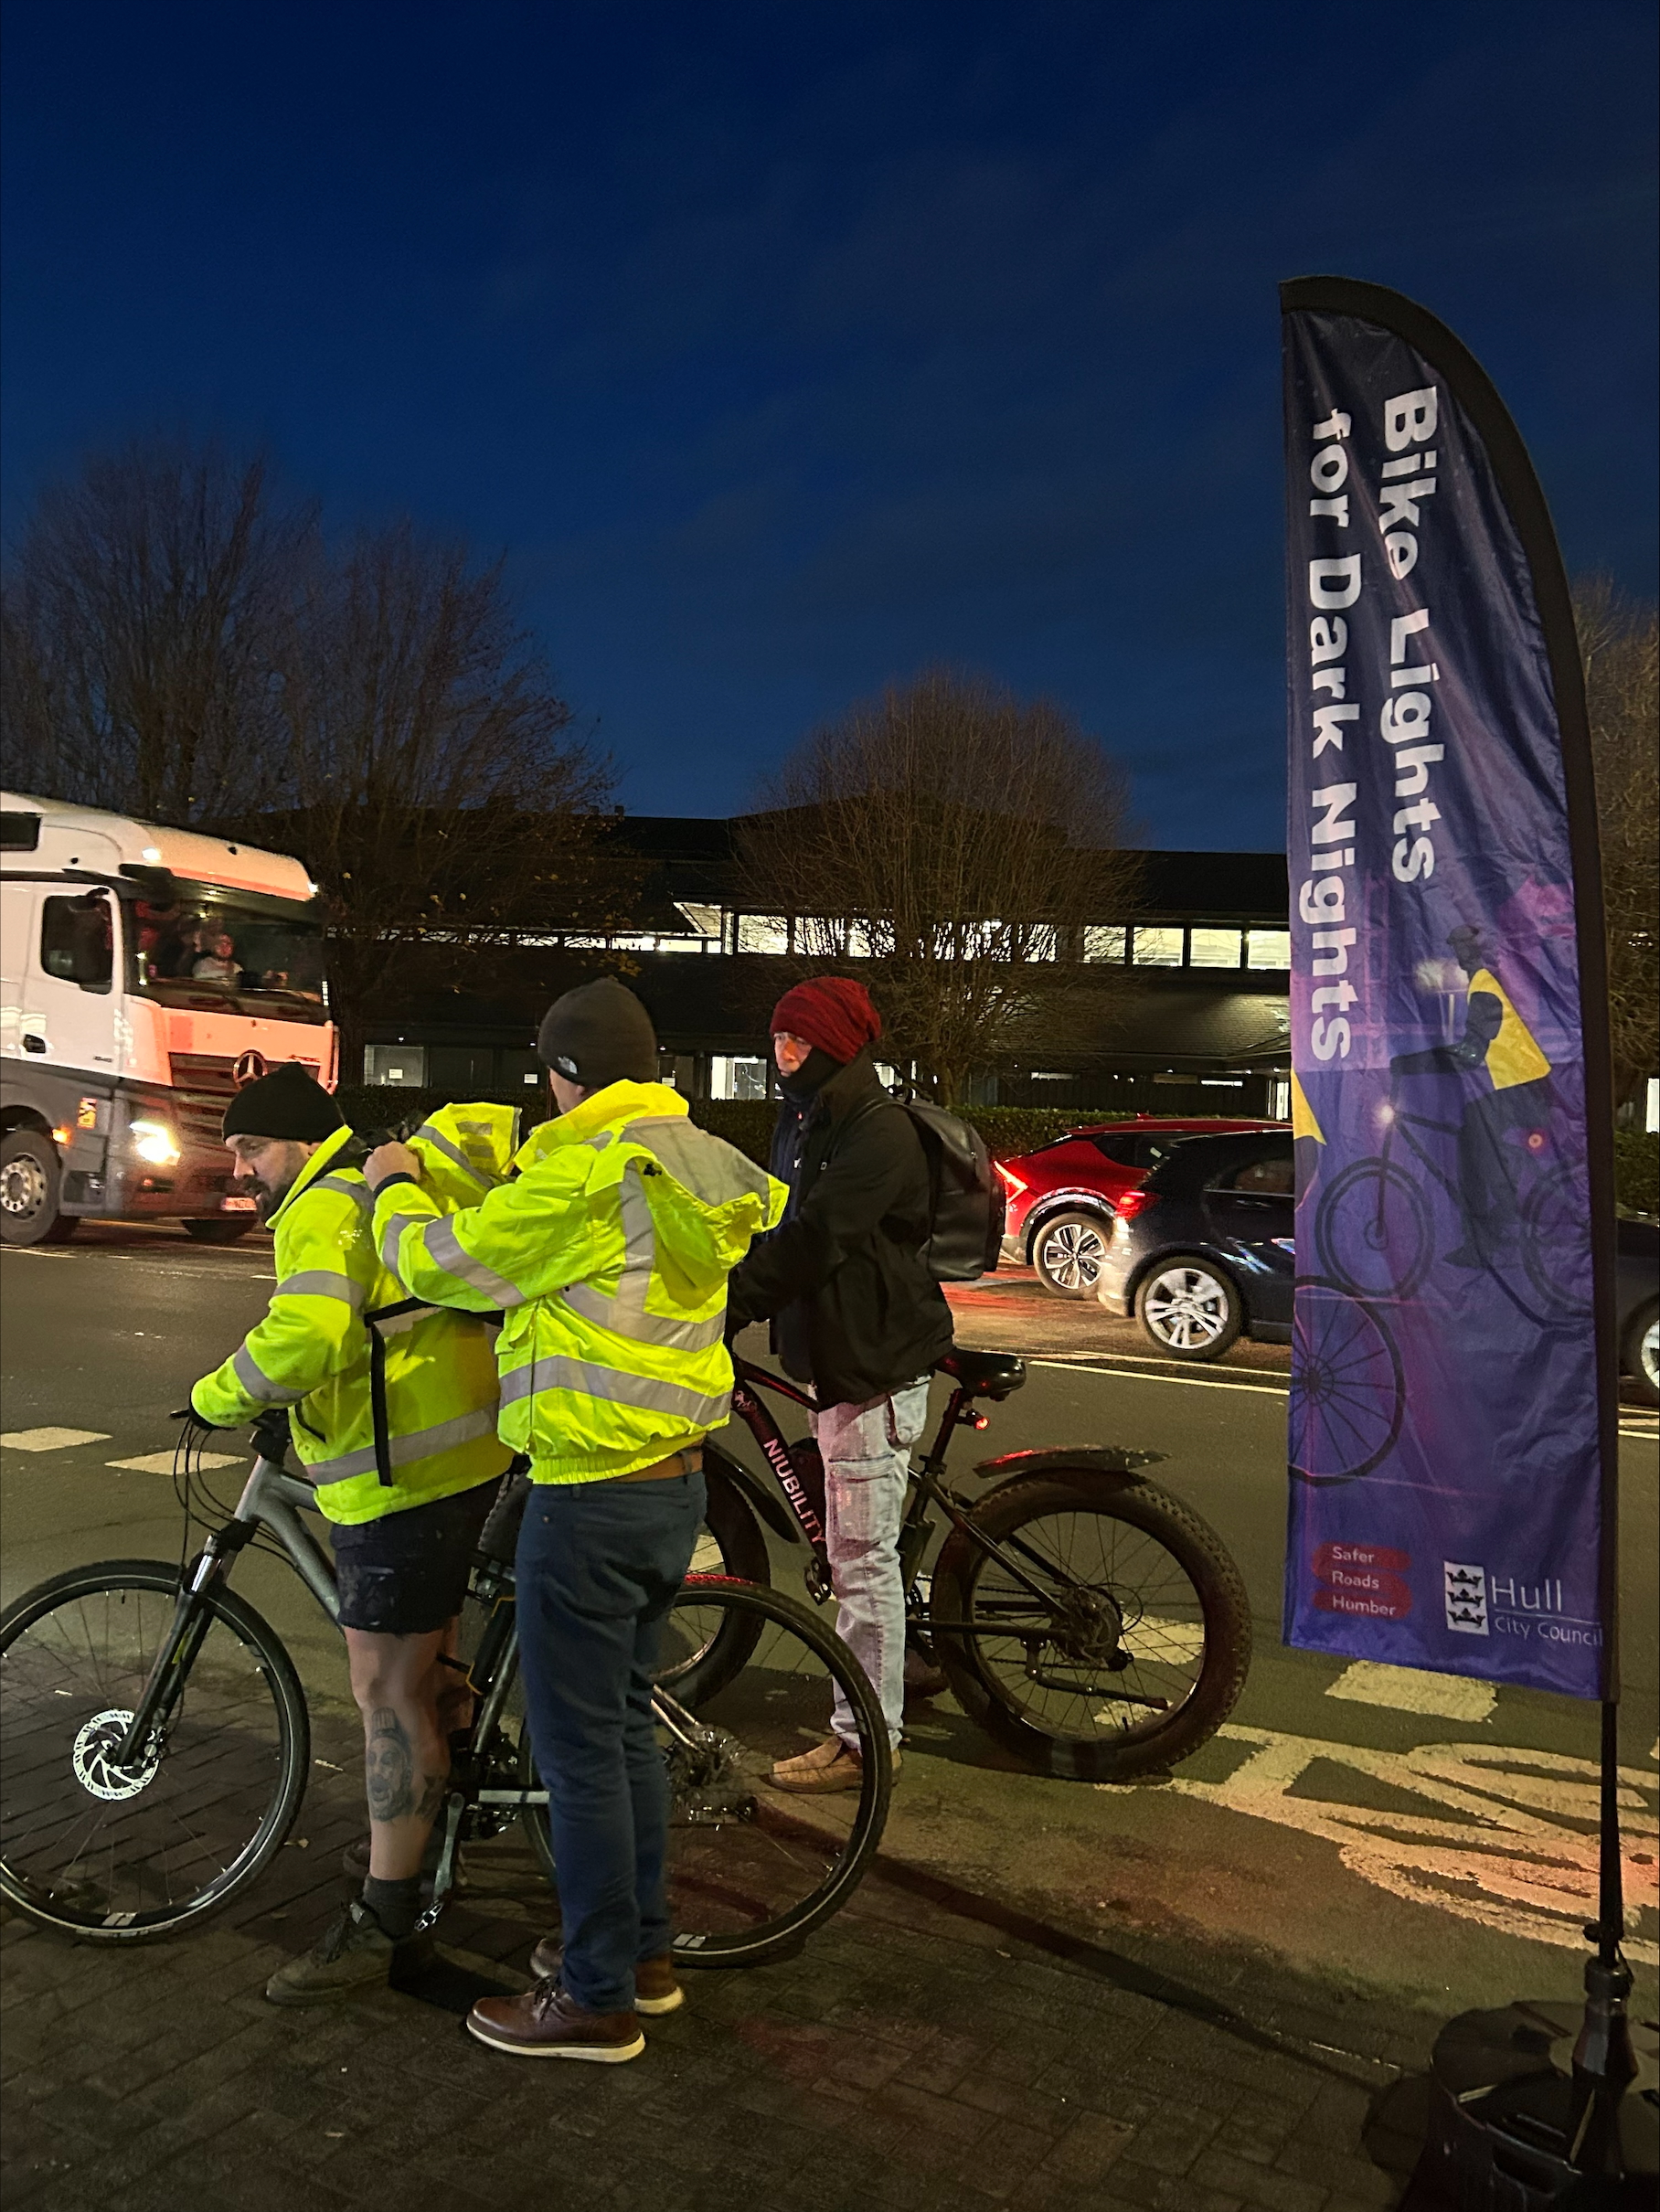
361,1872,422,1939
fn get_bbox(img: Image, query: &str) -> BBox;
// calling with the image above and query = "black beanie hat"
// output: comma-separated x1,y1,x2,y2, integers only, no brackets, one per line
536,976,657,1090
221,1061,346,1143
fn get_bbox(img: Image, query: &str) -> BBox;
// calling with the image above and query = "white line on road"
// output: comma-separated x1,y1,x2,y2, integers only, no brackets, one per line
1,1427,112,1452
1028,1359,1288,1398
1325,1660,1496,1723
106,1451,241,1473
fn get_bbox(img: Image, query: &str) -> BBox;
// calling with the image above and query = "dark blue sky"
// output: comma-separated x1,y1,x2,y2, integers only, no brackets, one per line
3,2,1655,847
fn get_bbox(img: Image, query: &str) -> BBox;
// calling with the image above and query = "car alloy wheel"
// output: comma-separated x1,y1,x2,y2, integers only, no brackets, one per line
1033,1212,1110,1298
1137,1262,1243,1358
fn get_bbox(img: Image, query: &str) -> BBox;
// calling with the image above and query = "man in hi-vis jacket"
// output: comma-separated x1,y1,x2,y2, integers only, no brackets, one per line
367,978,785,2064
191,1063,514,2003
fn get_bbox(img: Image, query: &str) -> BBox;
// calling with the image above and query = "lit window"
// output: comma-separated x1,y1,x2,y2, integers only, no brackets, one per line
1189,928,1243,969
1083,927,1126,963
1133,927,1184,967
1247,930,1292,970
1023,926,1058,963
737,915,790,955
710,1055,771,1101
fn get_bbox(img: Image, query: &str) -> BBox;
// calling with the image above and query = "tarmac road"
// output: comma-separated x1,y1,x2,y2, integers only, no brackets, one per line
3,1225,1655,2028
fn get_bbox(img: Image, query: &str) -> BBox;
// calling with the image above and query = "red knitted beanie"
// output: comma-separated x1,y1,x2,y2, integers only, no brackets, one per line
770,976,882,1065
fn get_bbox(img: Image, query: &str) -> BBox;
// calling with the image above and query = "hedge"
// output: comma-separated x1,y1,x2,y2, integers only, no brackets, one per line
338,1083,1660,1211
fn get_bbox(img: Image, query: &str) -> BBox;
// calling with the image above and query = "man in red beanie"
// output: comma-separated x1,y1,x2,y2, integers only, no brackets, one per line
726,976,952,1790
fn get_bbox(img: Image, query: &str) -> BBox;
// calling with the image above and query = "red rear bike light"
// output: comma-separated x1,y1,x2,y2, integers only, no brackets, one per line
1114,1188,1159,1222
994,1162,1028,1198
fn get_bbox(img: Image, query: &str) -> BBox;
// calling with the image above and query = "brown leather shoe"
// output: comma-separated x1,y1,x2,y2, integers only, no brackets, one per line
467,1979,644,2062
768,1735,899,1792
527,1937,684,2015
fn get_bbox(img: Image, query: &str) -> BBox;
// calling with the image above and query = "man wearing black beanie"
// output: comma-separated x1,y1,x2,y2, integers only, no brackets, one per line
193,1062,514,2004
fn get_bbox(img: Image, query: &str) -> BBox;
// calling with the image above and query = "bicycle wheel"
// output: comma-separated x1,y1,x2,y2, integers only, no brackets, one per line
1518,1164,1593,1322
1289,1280,1405,1484
0,1560,309,1941
654,1450,771,1703
518,1576,889,1967
1315,1158,1433,1299
930,1473,1250,1782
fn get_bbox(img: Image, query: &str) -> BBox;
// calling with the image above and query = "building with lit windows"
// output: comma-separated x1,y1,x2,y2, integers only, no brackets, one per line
361,817,1292,1116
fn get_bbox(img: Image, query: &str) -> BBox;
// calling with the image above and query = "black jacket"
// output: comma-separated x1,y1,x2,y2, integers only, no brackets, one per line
727,1049,954,1406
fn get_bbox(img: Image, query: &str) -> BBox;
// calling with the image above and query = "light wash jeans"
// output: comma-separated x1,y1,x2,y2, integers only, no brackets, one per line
814,1378,931,1751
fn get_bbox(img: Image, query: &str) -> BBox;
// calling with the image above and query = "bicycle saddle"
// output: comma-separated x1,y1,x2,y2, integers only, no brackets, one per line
934,1348,1027,1399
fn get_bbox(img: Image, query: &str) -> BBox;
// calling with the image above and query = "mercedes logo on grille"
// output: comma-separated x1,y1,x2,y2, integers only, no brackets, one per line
232,1050,269,1088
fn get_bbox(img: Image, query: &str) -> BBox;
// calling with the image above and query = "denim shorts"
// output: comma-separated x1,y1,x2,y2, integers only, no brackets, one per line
331,1481,497,1634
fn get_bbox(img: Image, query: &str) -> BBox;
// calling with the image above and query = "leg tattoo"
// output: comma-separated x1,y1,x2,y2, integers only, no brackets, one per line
365,1706,416,1823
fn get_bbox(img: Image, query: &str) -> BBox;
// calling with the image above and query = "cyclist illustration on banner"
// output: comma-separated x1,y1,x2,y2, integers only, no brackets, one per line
1389,926,1554,1272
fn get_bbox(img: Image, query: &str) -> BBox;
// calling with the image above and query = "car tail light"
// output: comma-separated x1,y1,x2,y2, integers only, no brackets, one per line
1114,1188,1159,1222
994,1162,1028,1199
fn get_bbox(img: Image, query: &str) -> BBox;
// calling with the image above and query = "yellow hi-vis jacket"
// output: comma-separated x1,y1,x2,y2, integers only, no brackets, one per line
371,1082,787,1485
191,1111,518,1524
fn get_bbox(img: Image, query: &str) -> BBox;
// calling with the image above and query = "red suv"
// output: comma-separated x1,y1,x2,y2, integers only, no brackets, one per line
995,1119,1283,1298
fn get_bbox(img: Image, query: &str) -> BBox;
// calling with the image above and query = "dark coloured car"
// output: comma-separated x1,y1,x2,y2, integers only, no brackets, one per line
995,1117,1282,1300
1618,1212,1658,1407
1096,1130,1295,1359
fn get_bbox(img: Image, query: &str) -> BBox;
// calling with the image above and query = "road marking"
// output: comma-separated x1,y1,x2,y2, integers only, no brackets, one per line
1325,1660,1495,1723
106,1450,242,1473
1163,1725,1659,1964
1029,1359,1288,1399
1,1427,112,1452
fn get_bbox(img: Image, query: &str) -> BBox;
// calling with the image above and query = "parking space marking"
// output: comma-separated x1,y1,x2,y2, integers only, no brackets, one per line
1,1427,112,1452
106,1450,241,1473
1324,1660,1496,1723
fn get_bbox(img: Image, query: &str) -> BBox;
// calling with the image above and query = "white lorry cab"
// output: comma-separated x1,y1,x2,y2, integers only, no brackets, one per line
1,793,338,1246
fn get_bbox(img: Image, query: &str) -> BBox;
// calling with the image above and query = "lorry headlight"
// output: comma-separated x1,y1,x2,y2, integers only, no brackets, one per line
129,1118,181,1166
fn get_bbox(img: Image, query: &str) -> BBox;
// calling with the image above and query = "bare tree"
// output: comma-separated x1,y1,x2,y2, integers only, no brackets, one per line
3,440,618,1073
1,441,310,821
262,521,614,1068
739,670,1142,1103
1575,580,1658,1109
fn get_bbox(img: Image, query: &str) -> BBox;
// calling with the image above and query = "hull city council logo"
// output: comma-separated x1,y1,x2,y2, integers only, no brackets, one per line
231,1050,269,1089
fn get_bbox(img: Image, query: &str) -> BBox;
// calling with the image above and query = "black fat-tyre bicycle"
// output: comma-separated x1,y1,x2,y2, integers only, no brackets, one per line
705,1349,1253,1784
0,1428,889,1965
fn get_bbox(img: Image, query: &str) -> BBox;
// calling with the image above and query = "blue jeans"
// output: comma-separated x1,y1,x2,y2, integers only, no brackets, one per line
514,1469,706,2015
814,1380,931,1750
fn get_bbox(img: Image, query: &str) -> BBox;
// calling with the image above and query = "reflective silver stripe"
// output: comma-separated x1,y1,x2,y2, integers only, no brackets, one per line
413,1123,492,1187
620,1118,774,1208
276,1271,366,1309
379,1210,421,1279
303,1405,499,1484
498,1356,730,1429
311,1175,371,1210
421,1216,525,1306
558,1285,727,1352
232,1344,308,1406
365,1303,428,1336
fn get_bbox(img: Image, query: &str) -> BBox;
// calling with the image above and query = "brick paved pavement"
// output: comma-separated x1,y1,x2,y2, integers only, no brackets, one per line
1,1733,1424,2212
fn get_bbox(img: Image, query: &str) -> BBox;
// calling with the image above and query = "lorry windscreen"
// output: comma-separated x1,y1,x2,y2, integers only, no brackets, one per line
126,885,327,1023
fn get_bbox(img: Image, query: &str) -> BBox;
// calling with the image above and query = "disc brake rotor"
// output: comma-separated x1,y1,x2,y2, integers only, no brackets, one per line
71,1709,161,1802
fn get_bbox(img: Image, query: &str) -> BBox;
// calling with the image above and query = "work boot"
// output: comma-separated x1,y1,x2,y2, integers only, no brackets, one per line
264,1898,430,2007
903,1651,951,1702
527,1937,684,2015
467,1980,645,2062
768,1736,899,1793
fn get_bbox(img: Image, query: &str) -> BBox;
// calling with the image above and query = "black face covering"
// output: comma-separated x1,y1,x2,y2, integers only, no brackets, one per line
776,1046,844,1101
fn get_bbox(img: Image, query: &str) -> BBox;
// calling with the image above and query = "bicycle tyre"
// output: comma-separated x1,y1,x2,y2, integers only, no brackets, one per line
0,1560,310,1941
517,1575,890,1967
1518,1166,1593,1322
1314,1158,1433,1300
659,1452,771,1702
930,1473,1251,1782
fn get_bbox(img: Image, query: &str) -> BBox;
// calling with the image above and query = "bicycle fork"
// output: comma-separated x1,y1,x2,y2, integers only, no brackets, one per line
112,1522,253,1771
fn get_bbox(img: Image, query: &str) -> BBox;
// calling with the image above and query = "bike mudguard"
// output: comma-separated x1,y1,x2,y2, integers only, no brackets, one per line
973,1444,1165,1484
704,1441,802,1542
